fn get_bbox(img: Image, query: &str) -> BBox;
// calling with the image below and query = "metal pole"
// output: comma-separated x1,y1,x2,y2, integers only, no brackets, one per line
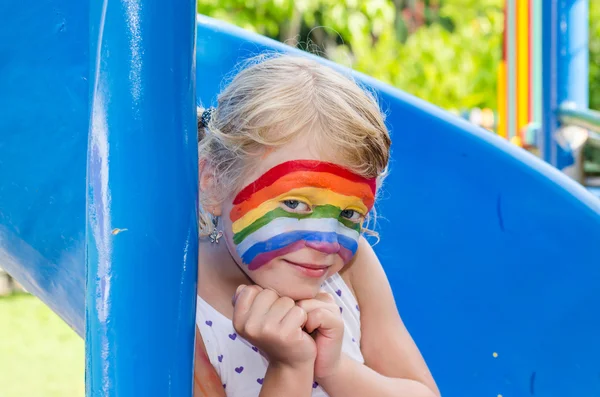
86,0,198,395
541,0,589,168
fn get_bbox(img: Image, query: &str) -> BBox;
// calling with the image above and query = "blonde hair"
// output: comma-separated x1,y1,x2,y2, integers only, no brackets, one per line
198,54,391,236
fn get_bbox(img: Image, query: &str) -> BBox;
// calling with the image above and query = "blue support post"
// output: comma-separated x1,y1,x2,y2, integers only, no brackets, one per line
87,0,198,395
541,0,589,168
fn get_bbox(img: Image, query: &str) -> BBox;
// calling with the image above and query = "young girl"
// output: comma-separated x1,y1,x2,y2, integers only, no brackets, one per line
194,54,439,397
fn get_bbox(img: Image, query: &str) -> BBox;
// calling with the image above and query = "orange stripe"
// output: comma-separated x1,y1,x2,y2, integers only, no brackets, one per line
231,171,374,223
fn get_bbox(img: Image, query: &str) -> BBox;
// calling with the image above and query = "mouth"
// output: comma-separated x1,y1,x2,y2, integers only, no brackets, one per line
283,259,330,278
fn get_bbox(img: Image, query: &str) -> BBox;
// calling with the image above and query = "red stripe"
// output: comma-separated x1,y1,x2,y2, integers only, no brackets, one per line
233,160,377,205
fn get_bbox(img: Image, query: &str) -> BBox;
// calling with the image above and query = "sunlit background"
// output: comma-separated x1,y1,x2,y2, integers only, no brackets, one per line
1,1,599,396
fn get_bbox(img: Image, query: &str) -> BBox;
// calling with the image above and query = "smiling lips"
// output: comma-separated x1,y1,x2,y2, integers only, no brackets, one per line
283,259,330,278
284,260,330,270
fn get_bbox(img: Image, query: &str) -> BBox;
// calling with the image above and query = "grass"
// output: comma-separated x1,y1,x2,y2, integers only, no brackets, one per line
0,293,84,397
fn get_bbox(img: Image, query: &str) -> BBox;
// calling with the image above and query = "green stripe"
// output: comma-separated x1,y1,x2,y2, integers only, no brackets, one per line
233,205,361,245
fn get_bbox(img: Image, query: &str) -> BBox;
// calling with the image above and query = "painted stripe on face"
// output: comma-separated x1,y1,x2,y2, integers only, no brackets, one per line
231,171,375,221
236,217,360,258
230,160,376,270
241,231,359,271
233,160,376,205
247,240,355,271
231,186,368,233
232,204,360,245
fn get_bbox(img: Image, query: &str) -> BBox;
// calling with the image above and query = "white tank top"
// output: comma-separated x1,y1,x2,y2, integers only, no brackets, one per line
196,272,364,397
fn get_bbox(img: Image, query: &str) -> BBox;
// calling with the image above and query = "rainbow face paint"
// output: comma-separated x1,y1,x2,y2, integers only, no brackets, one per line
230,160,376,270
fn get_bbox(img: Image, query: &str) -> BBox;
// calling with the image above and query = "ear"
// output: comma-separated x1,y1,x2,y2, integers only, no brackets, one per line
198,159,222,217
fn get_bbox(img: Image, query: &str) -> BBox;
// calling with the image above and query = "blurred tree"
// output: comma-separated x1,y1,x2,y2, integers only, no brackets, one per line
198,0,597,111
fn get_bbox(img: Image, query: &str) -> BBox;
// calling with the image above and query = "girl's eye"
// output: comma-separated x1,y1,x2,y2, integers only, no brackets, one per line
281,200,311,213
340,209,363,222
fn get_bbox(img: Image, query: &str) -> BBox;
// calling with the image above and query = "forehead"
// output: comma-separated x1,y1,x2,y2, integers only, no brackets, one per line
243,136,343,185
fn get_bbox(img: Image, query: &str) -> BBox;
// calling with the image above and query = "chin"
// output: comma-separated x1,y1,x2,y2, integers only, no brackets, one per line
248,268,325,301
281,284,323,301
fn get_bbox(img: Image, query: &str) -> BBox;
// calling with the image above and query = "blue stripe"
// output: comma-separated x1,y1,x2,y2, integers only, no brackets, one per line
241,230,359,264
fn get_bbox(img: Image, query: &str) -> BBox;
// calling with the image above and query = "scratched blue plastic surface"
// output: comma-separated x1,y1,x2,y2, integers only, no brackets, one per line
85,0,198,396
1,2,600,395
1,0,198,395
0,0,89,332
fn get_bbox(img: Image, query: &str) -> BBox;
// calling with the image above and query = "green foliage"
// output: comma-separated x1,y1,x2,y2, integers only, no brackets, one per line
385,0,503,110
590,1,600,110
198,0,598,111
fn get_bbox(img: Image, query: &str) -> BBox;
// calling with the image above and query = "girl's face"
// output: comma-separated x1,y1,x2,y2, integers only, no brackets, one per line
219,137,376,300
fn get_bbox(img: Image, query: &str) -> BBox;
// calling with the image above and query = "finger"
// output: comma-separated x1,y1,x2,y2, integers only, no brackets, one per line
232,285,263,329
232,284,251,306
314,292,336,304
280,305,308,330
247,288,280,318
296,298,338,316
304,308,343,338
264,296,296,323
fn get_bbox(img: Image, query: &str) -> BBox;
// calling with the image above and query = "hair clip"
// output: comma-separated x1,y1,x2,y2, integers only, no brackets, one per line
199,107,215,128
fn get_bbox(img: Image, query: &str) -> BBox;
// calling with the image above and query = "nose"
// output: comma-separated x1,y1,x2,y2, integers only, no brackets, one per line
305,240,341,255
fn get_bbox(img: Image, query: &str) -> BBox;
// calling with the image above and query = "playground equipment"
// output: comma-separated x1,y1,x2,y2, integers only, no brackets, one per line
1,0,599,396
499,0,600,193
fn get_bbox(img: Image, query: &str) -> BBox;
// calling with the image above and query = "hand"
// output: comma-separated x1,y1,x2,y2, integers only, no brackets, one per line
296,292,344,380
232,285,317,370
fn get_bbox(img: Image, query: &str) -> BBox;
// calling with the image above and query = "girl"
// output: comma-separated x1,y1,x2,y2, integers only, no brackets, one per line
194,54,439,397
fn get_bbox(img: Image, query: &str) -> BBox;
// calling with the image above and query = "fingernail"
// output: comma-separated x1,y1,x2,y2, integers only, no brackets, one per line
232,284,246,305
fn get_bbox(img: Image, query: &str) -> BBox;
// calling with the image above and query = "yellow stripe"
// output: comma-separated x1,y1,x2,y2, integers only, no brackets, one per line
517,0,530,131
231,187,368,234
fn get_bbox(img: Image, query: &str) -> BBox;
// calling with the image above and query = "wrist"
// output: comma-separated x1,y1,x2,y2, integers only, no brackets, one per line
314,353,349,385
269,358,315,375
262,360,315,396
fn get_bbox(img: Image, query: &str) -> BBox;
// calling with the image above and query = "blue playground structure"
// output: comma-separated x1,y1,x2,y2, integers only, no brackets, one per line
1,0,599,396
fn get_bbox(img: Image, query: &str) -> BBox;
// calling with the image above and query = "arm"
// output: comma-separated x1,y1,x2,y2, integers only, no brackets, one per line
318,354,437,397
193,327,227,397
259,362,315,397
318,237,440,397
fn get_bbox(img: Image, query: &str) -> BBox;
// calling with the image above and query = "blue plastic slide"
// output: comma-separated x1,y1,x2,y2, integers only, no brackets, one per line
1,1,599,395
